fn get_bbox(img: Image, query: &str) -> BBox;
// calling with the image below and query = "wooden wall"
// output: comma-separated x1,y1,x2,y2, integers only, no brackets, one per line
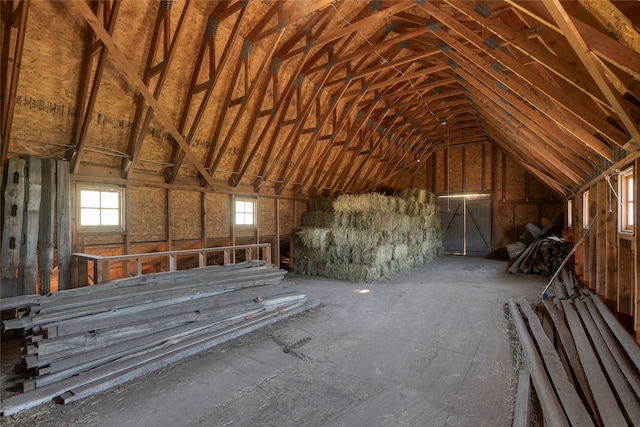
68,174,306,285
568,158,639,341
425,141,563,256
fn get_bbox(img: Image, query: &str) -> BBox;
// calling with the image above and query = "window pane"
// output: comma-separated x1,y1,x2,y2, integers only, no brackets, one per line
101,209,120,226
81,190,101,208
81,208,101,225
244,202,253,213
101,192,119,208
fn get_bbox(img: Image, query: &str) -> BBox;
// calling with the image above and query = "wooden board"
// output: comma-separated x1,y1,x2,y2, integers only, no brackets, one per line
1,158,26,297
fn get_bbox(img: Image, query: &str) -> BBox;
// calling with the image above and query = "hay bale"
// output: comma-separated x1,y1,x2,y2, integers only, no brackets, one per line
354,245,393,265
294,246,329,263
296,227,333,250
308,197,335,212
332,228,385,248
333,193,397,213
335,211,403,232
393,244,409,260
301,211,335,227
325,263,382,283
328,245,352,264
506,242,526,260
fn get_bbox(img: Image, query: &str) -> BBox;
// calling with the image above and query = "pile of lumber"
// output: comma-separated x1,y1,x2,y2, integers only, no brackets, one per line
508,236,573,276
509,269,640,426
1,261,319,416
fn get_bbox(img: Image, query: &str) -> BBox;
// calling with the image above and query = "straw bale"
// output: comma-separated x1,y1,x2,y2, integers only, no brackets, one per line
334,211,404,232
294,246,329,263
333,193,395,213
296,227,333,250
324,263,381,283
393,244,409,260
308,197,335,212
353,245,394,265
332,228,386,248
301,211,335,227
293,257,327,277
329,246,352,264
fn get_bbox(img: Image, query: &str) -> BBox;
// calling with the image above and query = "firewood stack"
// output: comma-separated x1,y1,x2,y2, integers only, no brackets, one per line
509,269,640,426
508,216,572,276
0,261,319,416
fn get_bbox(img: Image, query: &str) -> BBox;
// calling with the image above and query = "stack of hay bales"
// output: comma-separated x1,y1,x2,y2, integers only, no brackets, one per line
294,189,444,283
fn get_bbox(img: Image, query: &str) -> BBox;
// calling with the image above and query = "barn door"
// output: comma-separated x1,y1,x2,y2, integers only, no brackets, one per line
438,195,492,256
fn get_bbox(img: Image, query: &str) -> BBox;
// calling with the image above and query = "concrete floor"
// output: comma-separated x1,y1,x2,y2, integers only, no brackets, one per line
2,255,547,426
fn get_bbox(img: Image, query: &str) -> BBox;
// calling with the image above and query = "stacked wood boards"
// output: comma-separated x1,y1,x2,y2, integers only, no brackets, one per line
1,261,319,416
510,269,640,426
294,189,444,283
508,236,574,276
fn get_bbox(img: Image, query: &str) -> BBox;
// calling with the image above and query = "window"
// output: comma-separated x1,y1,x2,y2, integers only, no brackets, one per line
619,167,634,233
583,190,590,229
78,185,124,231
235,198,256,226
567,199,573,228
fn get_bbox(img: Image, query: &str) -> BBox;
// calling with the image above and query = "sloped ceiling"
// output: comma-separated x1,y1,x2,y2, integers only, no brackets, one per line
2,0,639,197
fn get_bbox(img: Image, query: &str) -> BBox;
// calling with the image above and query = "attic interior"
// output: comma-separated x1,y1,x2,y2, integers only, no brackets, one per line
1,0,640,422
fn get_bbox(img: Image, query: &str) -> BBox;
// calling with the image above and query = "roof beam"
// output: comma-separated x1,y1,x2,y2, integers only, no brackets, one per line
121,0,191,179
66,1,121,173
1,0,30,174
417,1,615,161
69,0,217,190
165,1,248,184
542,0,640,149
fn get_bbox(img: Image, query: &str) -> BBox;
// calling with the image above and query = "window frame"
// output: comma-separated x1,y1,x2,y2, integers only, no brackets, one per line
582,190,590,229
619,167,634,234
76,183,125,233
234,197,257,228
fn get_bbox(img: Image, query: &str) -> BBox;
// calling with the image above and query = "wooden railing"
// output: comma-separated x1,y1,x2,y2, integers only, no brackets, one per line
71,243,272,287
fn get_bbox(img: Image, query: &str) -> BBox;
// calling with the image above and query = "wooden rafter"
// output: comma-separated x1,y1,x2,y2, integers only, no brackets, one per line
164,1,248,185
0,0,29,175
418,1,627,151
121,0,191,179
542,0,640,149
446,0,610,109
69,0,217,190
448,50,594,176
231,8,344,189
66,0,120,174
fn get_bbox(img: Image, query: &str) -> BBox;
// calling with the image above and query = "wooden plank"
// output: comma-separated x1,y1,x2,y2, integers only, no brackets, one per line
29,285,299,367
518,297,593,426
18,156,41,295
38,158,56,295
587,290,640,373
56,161,71,290
1,158,26,297
561,299,627,425
575,299,640,422
540,299,597,420
0,299,319,416
512,366,532,427
33,294,307,387
508,299,569,427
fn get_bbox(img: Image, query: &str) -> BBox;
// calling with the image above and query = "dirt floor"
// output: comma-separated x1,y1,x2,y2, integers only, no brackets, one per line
1,255,547,426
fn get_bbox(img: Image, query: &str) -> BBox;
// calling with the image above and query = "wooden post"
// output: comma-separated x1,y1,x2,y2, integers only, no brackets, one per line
596,180,607,297
56,160,71,290
605,175,618,312
19,156,41,295
1,158,26,297
38,158,56,294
